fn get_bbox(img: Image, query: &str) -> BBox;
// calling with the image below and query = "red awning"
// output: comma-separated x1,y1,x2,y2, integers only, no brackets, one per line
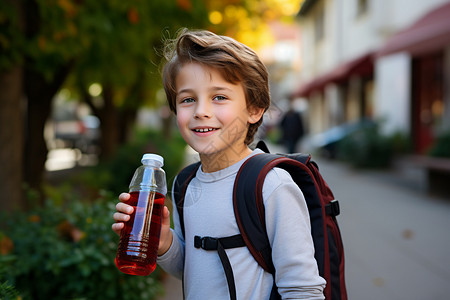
291,52,374,98
377,2,450,57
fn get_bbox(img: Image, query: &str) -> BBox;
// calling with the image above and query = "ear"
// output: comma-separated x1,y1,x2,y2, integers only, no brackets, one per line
247,106,265,124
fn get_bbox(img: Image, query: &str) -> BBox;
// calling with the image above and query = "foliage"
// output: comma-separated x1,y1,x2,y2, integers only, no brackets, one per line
78,128,187,196
0,127,187,298
0,192,163,300
72,0,210,95
0,1,25,71
1,0,301,73
428,130,450,158
206,0,302,50
1,0,210,76
336,123,396,168
0,252,19,300
388,131,412,156
133,128,188,186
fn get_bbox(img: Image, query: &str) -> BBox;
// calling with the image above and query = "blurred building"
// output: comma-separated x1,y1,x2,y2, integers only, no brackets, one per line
292,0,450,154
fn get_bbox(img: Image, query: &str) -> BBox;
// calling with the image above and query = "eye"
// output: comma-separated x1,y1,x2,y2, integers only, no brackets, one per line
180,97,195,104
213,95,227,101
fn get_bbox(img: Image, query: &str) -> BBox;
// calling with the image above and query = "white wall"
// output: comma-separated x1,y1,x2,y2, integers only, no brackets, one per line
372,0,450,36
339,0,378,60
300,0,337,79
297,0,450,136
374,52,411,134
300,0,450,77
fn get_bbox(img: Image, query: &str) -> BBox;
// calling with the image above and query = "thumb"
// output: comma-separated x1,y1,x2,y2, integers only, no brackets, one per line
162,206,171,227
158,206,173,256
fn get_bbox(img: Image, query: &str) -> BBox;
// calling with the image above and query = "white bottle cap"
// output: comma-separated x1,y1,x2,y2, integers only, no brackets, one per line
141,153,164,167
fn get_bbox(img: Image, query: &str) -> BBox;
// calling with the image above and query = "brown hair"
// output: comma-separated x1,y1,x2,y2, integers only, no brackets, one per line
162,28,270,145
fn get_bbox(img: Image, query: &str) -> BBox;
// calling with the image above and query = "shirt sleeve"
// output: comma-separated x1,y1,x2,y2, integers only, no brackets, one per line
156,178,185,279
263,168,326,299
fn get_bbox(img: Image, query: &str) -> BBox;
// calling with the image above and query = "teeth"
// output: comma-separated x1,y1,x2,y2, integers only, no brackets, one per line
194,128,215,132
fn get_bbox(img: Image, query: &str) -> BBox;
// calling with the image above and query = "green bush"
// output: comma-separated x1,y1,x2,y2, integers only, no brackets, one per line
429,130,450,158
337,123,394,168
0,128,187,299
0,192,163,300
79,128,187,196
0,255,19,300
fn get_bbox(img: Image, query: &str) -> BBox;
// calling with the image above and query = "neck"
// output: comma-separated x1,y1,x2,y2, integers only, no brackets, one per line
200,146,252,173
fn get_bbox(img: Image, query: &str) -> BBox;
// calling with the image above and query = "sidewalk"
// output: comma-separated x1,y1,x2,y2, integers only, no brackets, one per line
157,144,450,299
316,156,450,300
156,146,195,300
156,274,182,300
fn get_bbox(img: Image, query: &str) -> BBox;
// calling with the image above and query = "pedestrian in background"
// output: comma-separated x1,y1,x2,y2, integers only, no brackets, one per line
280,106,304,153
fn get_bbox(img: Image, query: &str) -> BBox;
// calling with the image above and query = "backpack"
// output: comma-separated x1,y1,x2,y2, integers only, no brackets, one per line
173,141,347,300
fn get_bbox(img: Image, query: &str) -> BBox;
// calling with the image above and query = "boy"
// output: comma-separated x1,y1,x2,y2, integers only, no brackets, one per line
112,28,326,299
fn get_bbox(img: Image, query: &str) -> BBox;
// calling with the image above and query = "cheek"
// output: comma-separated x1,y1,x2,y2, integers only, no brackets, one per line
176,110,190,128
176,115,190,141
219,106,250,126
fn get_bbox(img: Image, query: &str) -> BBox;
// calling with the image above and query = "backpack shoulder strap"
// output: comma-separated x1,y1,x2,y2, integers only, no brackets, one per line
235,145,345,300
233,151,325,273
173,161,201,238
232,152,283,273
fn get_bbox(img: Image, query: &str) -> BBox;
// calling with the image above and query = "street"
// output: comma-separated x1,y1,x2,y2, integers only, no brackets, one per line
157,146,450,299
321,157,450,300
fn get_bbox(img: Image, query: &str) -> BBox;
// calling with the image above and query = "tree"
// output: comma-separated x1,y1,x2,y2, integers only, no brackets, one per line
0,0,209,210
0,0,26,211
70,0,210,159
206,0,302,50
0,0,300,211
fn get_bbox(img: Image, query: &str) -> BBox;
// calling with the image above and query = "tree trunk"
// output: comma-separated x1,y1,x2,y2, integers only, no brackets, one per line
98,85,120,159
118,76,146,144
118,108,137,144
0,0,26,212
23,65,71,194
80,84,121,160
0,67,26,212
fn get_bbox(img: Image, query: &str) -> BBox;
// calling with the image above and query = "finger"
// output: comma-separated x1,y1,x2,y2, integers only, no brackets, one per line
112,222,124,235
119,192,131,202
113,212,130,222
158,206,173,255
116,202,133,214
162,206,171,226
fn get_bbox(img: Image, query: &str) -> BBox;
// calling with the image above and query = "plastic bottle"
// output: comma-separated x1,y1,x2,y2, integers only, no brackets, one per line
115,154,167,276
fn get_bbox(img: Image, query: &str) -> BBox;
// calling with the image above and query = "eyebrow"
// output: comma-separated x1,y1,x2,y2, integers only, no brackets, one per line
177,86,234,95
177,88,194,95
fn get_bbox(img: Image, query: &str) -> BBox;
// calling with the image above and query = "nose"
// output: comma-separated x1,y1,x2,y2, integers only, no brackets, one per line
193,99,212,119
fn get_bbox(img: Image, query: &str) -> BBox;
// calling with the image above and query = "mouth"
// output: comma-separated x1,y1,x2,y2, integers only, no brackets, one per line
192,127,218,133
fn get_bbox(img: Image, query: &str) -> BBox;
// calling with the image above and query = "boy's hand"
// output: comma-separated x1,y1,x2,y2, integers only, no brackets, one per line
112,192,173,256
112,193,133,235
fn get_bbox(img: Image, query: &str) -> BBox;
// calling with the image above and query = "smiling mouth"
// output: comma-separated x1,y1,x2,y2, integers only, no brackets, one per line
192,128,217,133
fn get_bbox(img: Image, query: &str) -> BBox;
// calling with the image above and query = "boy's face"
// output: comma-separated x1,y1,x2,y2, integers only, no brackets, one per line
175,62,260,164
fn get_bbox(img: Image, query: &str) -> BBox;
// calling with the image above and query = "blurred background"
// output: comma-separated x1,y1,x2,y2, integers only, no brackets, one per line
1,0,449,299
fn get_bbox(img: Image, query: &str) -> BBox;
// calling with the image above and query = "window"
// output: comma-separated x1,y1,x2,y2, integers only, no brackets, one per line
357,0,369,16
315,8,324,43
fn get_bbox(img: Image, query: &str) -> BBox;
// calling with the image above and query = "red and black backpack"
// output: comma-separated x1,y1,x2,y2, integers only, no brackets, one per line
173,141,347,300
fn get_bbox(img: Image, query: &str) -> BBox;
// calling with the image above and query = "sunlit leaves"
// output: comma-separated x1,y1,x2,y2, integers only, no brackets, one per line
206,0,303,51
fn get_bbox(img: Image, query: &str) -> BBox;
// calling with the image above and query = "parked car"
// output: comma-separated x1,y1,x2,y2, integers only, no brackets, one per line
311,119,375,158
53,115,100,154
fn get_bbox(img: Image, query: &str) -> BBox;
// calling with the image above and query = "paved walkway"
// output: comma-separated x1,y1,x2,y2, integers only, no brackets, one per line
317,157,450,300
157,144,450,299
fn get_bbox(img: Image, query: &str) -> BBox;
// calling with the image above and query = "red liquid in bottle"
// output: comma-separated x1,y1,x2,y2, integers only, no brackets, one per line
115,191,165,275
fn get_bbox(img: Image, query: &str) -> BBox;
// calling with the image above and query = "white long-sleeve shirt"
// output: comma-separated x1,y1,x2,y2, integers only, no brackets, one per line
157,149,326,299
